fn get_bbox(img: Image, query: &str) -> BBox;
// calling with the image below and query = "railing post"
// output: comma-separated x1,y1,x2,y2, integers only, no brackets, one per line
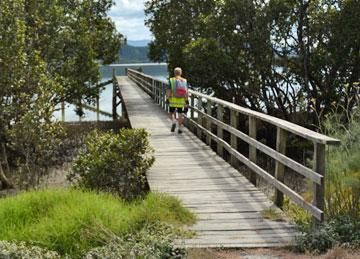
157,82,160,105
112,69,117,121
161,83,165,110
230,110,238,167
275,127,287,208
206,101,212,145
190,94,195,119
152,78,156,102
313,143,325,224
249,116,257,186
197,98,203,139
164,83,169,111
96,95,100,122
217,105,224,157
61,98,65,122
155,81,158,104
189,94,195,133
151,78,154,99
159,81,162,107
78,102,82,122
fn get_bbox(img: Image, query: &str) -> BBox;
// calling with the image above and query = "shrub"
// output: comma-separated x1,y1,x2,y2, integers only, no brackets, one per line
296,223,339,253
68,129,155,200
294,105,360,254
322,105,360,219
0,241,61,259
295,215,360,253
84,223,186,259
0,189,195,258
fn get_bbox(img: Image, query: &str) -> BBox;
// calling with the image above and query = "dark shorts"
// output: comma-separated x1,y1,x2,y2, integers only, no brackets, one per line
169,107,188,114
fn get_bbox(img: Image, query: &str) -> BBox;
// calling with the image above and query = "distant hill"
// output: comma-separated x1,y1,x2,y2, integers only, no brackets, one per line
127,40,150,47
119,44,150,64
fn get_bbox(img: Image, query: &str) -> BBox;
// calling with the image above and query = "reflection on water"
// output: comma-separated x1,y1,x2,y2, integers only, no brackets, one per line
54,64,168,122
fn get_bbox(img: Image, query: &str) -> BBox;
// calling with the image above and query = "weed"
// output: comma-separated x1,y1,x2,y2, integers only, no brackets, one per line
261,208,284,221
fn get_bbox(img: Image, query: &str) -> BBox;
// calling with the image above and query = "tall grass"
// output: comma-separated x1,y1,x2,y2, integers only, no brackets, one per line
294,103,360,253
322,105,360,219
0,189,195,257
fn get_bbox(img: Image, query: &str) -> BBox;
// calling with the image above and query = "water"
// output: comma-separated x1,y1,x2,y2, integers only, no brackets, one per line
54,63,168,121
100,63,168,81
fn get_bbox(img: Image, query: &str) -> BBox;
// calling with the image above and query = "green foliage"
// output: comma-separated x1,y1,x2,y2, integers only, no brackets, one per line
0,223,188,259
68,129,155,200
0,0,122,189
283,197,312,227
0,241,61,259
296,223,339,254
295,216,360,253
322,105,360,219
145,0,360,123
85,223,187,259
261,208,284,222
295,103,360,254
0,189,195,257
183,38,232,94
136,192,197,227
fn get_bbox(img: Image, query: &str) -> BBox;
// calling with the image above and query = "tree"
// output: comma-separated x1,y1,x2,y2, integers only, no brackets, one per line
0,0,122,189
145,0,360,124
145,0,218,70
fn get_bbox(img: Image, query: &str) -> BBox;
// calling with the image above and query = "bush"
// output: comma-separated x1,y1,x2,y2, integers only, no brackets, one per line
84,223,186,259
296,216,360,253
322,105,360,219
68,129,155,200
0,189,195,258
294,105,360,254
0,241,61,259
296,223,338,253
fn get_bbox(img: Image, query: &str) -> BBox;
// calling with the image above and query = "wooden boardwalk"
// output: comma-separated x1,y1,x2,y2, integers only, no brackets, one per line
117,76,297,248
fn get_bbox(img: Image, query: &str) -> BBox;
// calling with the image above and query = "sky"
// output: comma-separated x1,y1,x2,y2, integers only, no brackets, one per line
109,0,152,41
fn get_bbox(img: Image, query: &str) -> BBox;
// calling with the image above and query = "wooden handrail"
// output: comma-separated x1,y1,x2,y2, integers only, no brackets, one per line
128,69,339,145
189,90,340,145
187,117,323,220
192,106,323,184
126,68,340,222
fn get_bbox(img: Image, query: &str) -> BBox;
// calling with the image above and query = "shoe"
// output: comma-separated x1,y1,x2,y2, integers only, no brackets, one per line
178,129,183,134
171,123,176,132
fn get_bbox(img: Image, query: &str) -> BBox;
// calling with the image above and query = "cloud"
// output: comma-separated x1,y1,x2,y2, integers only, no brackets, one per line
109,0,152,41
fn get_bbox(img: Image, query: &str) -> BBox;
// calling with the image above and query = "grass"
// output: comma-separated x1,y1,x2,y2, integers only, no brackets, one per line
0,189,196,257
261,208,284,221
282,197,311,226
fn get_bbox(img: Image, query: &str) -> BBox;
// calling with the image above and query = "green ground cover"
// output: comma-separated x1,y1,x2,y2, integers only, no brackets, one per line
0,189,196,258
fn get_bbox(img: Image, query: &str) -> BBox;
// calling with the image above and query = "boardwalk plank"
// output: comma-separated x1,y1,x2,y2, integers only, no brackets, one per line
118,76,296,248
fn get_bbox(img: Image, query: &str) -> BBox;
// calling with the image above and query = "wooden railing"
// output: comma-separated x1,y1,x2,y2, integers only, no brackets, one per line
60,70,123,122
127,68,340,222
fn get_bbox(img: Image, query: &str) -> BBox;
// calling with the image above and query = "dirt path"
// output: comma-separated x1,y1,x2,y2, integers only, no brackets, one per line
187,247,360,259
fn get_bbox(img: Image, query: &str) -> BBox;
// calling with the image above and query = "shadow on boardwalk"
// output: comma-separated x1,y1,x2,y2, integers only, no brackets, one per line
117,76,297,248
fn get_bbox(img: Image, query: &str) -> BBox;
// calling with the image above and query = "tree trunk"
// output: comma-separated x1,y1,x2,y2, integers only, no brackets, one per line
1,143,10,174
0,144,13,189
0,162,13,189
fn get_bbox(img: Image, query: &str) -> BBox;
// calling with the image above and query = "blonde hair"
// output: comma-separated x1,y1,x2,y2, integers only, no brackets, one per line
174,67,182,76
